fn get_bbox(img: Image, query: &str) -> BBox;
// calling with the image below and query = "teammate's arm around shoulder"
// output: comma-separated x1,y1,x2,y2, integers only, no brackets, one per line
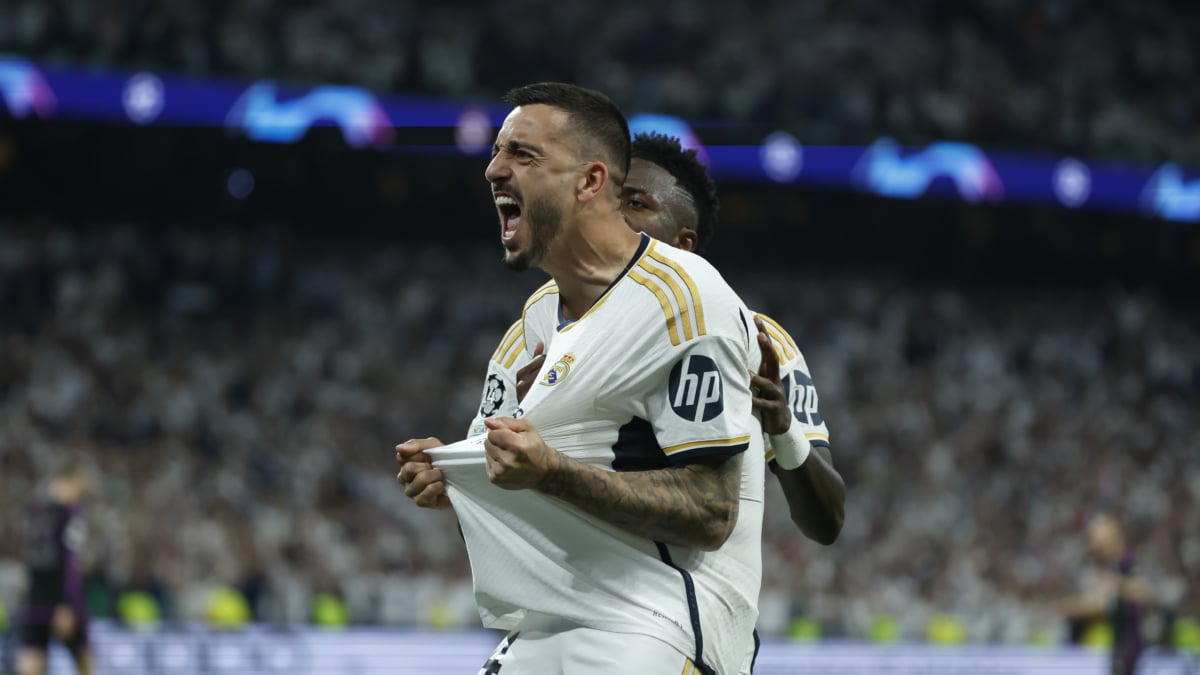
751,315,845,545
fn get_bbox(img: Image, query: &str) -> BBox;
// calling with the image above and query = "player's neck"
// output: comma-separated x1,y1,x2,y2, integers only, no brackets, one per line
544,215,642,321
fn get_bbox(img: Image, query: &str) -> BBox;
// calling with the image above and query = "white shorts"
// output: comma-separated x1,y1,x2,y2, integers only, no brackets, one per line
478,626,705,675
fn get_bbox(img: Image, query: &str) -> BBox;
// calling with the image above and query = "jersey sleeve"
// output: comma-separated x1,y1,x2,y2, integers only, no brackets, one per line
645,332,756,465
756,314,831,467
466,320,525,437
466,281,561,437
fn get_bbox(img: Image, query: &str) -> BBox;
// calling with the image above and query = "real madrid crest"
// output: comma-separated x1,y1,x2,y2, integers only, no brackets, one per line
540,352,576,386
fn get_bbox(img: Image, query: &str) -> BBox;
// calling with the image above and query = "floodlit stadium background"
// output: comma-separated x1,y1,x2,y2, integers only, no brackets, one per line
1,1,1199,673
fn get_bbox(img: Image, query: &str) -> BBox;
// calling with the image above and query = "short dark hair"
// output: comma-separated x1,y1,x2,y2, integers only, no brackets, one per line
631,132,720,253
503,82,631,189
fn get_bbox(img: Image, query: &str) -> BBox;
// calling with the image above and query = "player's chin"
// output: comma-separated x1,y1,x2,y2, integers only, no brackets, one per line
502,247,533,272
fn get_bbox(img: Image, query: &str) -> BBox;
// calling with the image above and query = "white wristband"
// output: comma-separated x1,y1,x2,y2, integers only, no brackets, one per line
770,424,811,471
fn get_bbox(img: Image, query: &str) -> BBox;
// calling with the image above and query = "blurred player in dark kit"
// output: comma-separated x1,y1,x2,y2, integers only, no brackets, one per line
1056,512,1148,675
16,458,92,675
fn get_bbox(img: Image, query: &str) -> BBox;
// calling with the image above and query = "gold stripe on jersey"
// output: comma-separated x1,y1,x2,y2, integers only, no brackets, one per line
628,269,683,346
520,280,559,327
503,339,527,369
523,279,559,311
761,338,787,364
646,248,706,336
492,320,524,363
638,261,696,342
680,660,696,675
662,435,753,456
760,323,795,362
560,241,654,334
756,313,799,358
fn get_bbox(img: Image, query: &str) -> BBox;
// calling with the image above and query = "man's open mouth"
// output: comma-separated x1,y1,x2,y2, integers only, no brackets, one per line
495,194,523,242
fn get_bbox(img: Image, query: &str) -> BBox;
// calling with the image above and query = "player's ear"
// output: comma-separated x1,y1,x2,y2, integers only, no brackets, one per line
675,228,698,252
576,161,609,203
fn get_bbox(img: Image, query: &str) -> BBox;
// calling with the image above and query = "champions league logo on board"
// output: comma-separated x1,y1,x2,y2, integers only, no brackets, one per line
853,137,1005,204
0,58,57,119
225,81,395,148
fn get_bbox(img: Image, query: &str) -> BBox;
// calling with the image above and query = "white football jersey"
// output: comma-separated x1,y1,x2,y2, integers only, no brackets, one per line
470,306,831,469
441,234,764,674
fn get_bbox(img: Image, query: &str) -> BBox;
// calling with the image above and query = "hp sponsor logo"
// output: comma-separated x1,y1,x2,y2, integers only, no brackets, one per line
782,370,824,426
668,355,724,423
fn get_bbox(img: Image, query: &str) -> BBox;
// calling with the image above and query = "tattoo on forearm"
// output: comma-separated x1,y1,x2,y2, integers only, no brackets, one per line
538,453,741,548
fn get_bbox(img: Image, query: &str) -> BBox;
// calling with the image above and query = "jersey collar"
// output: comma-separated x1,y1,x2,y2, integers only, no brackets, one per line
557,232,652,331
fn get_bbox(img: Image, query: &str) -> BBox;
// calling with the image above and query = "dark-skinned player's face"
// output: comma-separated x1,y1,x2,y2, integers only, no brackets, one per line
484,104,580,271
619,158,698,252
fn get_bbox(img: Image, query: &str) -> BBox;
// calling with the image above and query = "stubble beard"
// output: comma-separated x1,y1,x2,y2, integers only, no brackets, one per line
503,194,564,272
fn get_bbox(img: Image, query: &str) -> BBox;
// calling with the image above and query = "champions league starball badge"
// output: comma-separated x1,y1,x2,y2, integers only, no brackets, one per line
479,374,507,416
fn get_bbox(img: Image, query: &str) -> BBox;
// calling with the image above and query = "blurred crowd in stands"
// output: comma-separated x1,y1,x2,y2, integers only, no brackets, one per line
0,221,1196,645
1,0,1198,163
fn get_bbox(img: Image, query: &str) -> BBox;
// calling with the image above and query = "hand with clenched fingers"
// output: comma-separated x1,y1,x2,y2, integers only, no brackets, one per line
483,416,561,490
396,437,452,509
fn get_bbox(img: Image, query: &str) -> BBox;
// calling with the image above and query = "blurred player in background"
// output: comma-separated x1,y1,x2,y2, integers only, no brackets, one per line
398,83,764,674
16,458,92,675
1056,512,1148,675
